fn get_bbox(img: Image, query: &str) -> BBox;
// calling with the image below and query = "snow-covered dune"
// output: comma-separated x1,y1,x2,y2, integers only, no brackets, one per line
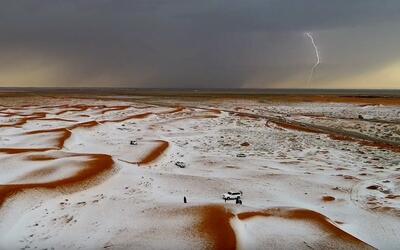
0,95,399,249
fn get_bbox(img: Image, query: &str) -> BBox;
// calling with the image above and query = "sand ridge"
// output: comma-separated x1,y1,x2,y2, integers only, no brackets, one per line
0,102,186,208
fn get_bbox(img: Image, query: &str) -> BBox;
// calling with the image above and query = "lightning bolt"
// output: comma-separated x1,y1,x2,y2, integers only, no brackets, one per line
305,32,320,86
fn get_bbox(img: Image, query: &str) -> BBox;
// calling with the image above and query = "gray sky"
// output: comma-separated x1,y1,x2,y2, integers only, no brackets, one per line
1,0,400,88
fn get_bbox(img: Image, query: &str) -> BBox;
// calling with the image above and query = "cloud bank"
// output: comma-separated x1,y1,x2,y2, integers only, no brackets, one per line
1,0,400,88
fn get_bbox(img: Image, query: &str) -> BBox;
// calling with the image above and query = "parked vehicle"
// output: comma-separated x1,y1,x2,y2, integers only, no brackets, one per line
175,161,186,168
222,191,243,201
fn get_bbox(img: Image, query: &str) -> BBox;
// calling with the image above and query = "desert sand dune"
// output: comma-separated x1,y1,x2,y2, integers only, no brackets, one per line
138,140,169,165
0,103,186,209
0,95,399,249
0,152,114,207
186,204,373,250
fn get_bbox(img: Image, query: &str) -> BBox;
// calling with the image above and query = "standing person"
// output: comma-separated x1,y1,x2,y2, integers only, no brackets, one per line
184,196,187,203
236,197,242,205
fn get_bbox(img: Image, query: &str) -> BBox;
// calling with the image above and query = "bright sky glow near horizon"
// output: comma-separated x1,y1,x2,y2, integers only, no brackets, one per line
1,1,400,89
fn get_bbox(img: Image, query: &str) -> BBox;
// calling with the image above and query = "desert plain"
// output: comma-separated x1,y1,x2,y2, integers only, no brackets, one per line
0,93,399,249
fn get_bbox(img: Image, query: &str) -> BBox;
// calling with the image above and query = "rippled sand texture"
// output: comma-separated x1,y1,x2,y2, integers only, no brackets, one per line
0,94,399,249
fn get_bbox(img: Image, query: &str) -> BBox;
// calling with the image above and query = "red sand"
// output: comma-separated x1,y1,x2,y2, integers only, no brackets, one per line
27,128,72,149
191,205,373,249
138,140,169,166
0,105,125,208
237,207,372,247
196,205,236,250
160,106,185,114
100,105,130,114
101,112,152,123
1,98,397,248
27,155,58,161
37,118,78,122
322,196,336,202
0,148,56,154
0,112,47,128
0,153,114,207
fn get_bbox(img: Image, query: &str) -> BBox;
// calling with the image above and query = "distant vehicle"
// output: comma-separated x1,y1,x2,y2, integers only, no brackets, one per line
222,191,243,201
175,161,186,168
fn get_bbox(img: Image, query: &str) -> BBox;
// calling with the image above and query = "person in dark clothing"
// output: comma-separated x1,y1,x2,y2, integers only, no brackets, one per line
184,196,187,203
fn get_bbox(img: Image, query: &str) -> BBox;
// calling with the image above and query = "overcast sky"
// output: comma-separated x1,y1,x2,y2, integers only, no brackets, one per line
1,0,400,89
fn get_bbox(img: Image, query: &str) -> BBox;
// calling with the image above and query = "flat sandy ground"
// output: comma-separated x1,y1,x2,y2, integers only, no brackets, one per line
0,94,399,249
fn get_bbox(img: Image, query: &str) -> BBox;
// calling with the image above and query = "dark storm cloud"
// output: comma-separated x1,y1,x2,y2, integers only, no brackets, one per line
1,0,400,87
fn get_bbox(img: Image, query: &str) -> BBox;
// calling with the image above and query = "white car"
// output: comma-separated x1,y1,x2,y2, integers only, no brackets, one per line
222,191,243,200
